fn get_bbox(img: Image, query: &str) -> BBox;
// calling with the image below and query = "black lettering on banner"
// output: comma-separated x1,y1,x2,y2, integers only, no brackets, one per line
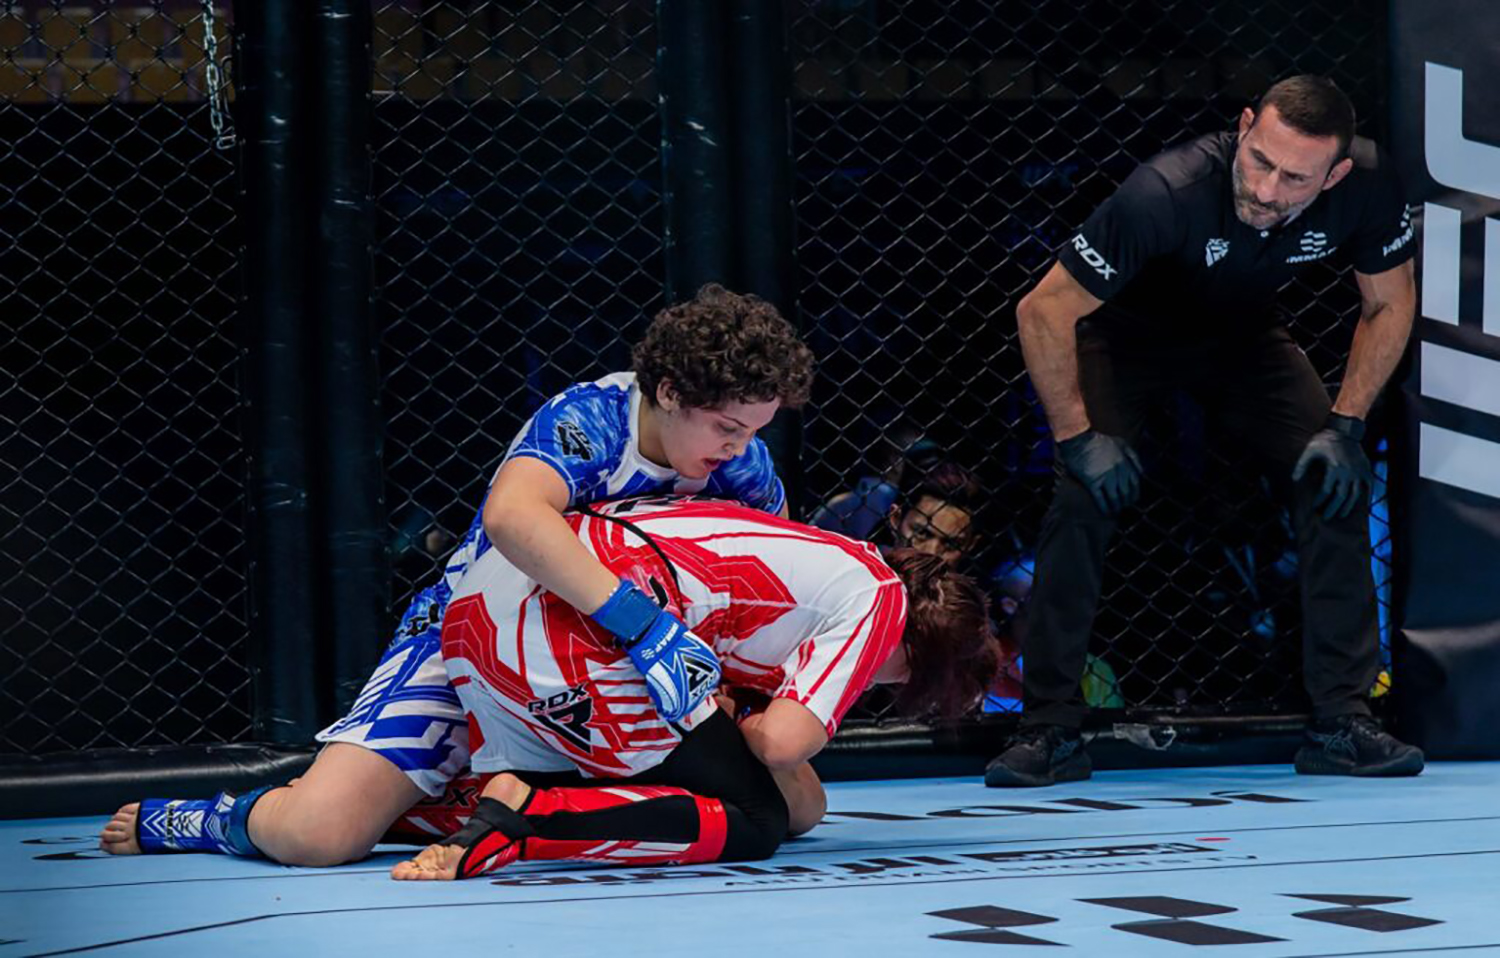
1081,896,1285,945
928,906,1063,947
1209,791,1310,804
821,810,925,822
962,842,1211,865
837,856,961,876
33,850,110,862
1099,797,1231,810
490,865,822,887
825,791,1309,823
1046,798,1143,812
928,805,1081,819
929,893,1442,947
25,835,109,863
1284,894,1443,933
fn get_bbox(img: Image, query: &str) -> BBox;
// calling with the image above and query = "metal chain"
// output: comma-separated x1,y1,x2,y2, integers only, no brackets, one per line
202,1,235,150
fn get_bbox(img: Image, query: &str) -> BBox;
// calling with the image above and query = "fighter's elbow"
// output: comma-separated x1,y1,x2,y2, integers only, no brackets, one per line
481,492,527,548
756,739,817,772
754,722,828,771
1015,291,1042,330
1017,290,1078,334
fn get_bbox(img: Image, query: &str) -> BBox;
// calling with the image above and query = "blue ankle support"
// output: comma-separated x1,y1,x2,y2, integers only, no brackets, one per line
135,785,275,857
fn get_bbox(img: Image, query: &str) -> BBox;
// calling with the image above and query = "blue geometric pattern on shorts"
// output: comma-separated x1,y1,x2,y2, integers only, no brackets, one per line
320,632,465,775
384,505,486,653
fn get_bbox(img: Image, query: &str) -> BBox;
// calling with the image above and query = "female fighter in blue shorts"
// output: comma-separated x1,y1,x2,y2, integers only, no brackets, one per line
101,284,814,866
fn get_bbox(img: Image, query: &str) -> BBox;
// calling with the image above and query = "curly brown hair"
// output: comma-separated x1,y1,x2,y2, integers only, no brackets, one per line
885,548,999,720
633,283,814,410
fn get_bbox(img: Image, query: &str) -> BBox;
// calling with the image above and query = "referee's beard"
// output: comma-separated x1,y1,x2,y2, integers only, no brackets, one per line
1231,159,1315,230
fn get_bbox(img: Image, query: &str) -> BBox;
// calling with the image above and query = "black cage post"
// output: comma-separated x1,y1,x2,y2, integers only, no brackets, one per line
238,0,321,744
729,0,802,499
657,0,803,489
312,0,386,715
657,0,733,302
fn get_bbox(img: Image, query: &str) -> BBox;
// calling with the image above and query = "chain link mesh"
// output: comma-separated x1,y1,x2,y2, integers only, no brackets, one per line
372,1,665,609
2,0,1397,757
789,0,1393,726
0,1,248,755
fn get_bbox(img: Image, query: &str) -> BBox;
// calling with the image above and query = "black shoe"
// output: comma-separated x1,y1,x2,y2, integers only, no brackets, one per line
984,724,1091,787
1295,715,1424,777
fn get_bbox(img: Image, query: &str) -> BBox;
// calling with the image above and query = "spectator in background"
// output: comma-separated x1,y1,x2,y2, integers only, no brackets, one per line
884,460,981,569
982,552,1123,714
809,430,943,540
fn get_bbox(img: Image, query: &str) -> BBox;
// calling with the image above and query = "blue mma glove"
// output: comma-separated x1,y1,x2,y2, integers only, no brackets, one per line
591,579,721,722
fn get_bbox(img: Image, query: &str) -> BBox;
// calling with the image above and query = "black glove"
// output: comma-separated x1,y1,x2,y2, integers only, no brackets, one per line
1292,413,1372,521
1057,429,1144,517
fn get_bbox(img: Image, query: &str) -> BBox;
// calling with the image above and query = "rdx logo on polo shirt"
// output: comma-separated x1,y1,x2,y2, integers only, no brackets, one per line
1071,233,1118,279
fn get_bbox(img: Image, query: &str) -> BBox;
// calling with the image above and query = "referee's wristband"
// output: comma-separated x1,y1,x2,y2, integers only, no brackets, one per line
1325,413,1366,442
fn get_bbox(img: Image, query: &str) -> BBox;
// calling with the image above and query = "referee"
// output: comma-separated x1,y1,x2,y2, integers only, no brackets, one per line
988,76,1423,787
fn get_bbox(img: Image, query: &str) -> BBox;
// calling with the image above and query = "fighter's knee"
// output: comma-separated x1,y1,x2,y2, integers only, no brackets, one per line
272,816,374,867
737,822,786,862
749,799,792,859
251,789,379,866
719,799,789,862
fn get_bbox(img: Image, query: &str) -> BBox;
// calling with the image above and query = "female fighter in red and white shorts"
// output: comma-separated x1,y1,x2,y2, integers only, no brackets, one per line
392,495,996,879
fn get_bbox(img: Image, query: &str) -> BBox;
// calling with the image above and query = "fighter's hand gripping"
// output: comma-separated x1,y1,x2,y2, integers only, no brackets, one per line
591,579,721,722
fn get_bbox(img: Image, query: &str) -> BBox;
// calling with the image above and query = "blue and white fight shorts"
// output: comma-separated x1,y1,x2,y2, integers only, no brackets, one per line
315,511,487,796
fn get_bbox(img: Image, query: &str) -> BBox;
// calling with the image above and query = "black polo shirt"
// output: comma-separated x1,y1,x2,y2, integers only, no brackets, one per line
1056,131,1414,341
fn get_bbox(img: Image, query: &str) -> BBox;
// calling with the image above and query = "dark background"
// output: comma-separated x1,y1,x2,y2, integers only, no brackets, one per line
1,0,1392,756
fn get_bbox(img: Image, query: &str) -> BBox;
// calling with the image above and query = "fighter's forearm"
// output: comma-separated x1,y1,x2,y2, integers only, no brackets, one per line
1017,298,1091,440
1331,300,1415,421
486,502,619,615
738,699,829,771
771,763,827,837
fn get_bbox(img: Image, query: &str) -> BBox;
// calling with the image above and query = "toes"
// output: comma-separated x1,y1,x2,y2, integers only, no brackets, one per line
391,861,419,880
391,859,449,881
391,846,461,881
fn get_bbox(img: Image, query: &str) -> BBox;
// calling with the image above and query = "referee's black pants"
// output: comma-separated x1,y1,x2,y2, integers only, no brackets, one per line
1021,323,1380,729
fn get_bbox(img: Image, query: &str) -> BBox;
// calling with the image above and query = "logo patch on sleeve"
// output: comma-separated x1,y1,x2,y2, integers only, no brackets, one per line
1071,234,1118,280
1382,206,1415,257
554,420,595,460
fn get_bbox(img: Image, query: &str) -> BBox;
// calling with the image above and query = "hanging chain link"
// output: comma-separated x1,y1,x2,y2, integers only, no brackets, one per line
202,1,235,150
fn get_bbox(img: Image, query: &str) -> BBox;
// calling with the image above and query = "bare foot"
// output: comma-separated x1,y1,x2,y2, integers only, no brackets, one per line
99,803,141,855
391,843,465,880
389,773,532,881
